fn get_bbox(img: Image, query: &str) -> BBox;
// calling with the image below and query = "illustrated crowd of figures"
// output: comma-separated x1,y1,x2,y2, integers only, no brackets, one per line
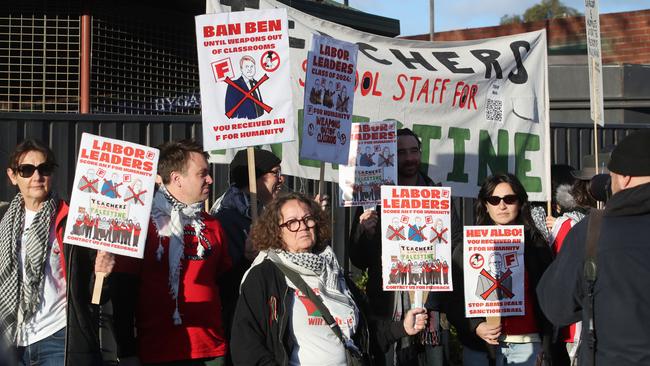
70,213,142,246
388,258,450,285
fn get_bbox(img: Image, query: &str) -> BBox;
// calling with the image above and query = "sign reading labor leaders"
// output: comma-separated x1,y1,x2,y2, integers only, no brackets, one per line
209,0,551,202
339,120,397,207
64,133,159,259
299,34,358,164
195,8,295,151
381,186,453,292
463,225,525,317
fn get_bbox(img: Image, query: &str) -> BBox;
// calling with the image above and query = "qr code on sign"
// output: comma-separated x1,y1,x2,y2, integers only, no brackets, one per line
486,99,503,122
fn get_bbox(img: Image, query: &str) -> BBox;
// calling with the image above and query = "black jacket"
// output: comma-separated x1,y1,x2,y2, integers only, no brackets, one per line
349,172,463,318
211,194,253,340
537,182,650,366
442,228,554,360
230,259,408,366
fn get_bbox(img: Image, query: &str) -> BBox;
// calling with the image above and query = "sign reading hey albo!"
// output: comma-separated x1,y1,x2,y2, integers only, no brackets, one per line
209,0,551,201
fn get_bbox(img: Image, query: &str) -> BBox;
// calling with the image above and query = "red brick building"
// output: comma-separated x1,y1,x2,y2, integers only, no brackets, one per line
405,9,650,65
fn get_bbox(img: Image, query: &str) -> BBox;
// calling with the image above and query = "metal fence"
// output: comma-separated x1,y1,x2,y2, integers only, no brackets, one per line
0,112,646,268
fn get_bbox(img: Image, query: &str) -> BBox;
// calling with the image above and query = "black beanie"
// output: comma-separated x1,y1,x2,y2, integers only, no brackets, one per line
229,149,281,188
607,129,650,177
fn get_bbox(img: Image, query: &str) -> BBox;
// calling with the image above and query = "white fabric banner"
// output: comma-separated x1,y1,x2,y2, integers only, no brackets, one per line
339,121,397,207
210,0,550,201
463,225,525,317
196,8,295,150
64,133,159,258
381,186,453,292
299,34,358,164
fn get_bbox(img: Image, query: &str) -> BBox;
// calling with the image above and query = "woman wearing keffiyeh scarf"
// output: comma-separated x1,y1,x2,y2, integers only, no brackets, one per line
231,192,428,366
0,140,113,366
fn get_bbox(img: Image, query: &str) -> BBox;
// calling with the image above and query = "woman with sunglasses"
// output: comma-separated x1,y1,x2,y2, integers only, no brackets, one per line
231,192,428,366
469,173,554,366
0,139,114,366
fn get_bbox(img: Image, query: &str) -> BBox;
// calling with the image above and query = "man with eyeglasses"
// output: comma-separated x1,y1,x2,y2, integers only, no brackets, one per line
210,148,284,351
349,128,463,366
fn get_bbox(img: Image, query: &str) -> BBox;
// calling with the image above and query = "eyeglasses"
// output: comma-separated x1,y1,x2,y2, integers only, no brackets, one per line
279,216,317,232
14,163,56,178
486,195,519,206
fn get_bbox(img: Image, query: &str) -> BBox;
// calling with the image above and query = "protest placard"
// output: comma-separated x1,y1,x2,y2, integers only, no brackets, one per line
64,133,159,259
463,225,525,317
381,186,453,292
195,8,295,151
210,0,551,202
299,34,358,164
339,120,396,207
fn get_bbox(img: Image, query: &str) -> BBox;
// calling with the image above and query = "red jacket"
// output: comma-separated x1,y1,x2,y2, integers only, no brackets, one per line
120,212,232,363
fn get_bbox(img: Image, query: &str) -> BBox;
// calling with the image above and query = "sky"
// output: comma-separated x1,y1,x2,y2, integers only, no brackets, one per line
342,0,650,36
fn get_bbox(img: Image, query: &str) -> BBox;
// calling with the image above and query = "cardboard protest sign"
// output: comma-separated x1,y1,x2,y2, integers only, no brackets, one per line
299,34,358,164
210,0,551,202
463,225,525,317
339,120,397,207
64,133,159,258
381,186,453,291
195,8,295,151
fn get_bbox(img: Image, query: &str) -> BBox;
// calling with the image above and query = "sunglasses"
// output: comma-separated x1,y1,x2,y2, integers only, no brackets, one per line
486,194,518,206
14,163,56,178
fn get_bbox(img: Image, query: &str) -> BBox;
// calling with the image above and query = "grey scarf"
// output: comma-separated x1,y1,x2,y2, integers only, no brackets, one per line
0,193,58,345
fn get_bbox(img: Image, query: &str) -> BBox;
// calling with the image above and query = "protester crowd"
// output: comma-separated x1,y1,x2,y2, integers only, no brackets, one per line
0,128,649,366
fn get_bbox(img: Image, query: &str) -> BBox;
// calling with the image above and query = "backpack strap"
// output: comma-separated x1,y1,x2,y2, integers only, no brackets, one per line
583,209,603,366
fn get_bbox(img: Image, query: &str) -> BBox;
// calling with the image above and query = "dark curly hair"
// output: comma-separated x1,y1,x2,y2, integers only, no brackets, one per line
250,192,331,253
475,173,544,241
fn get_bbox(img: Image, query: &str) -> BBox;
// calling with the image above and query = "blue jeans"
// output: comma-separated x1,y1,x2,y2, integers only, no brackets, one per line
463,347,491,366
16,328,66,366
496,342,541,366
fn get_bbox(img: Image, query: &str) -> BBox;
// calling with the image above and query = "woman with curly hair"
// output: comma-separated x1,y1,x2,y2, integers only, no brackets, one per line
231,192,427,366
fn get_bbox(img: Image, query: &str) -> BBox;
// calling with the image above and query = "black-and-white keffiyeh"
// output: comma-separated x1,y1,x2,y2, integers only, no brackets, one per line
150,184,207,325
274,246,357,312
0,193,58,345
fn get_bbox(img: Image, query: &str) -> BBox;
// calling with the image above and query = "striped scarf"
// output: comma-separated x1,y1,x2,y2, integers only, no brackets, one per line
0,193,58,345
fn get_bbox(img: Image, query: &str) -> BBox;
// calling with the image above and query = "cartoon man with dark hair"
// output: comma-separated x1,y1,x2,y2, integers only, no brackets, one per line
475,253,513,301
309,78,323,105
359,146,375,167
225,55,264,119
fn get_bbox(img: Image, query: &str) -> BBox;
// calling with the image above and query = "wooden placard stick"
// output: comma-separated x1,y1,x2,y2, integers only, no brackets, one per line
247,147,258,220
318,161,325,200
91,272,107,305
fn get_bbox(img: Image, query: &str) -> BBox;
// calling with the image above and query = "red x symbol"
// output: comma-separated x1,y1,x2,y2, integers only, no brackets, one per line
479,268,514,300
79,176,99,193
101,180,123,198
379,154,393,166
408,224,427,241
124,186,147,205
387,225,405,240
224,74,273,118
429,227,448,244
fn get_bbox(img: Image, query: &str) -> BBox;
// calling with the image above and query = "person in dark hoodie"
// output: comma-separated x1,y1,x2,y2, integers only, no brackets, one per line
538,129,650,366
210,148,284,344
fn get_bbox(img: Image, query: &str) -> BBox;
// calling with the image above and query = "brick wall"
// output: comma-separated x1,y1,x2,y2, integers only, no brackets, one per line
404,9,650,65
